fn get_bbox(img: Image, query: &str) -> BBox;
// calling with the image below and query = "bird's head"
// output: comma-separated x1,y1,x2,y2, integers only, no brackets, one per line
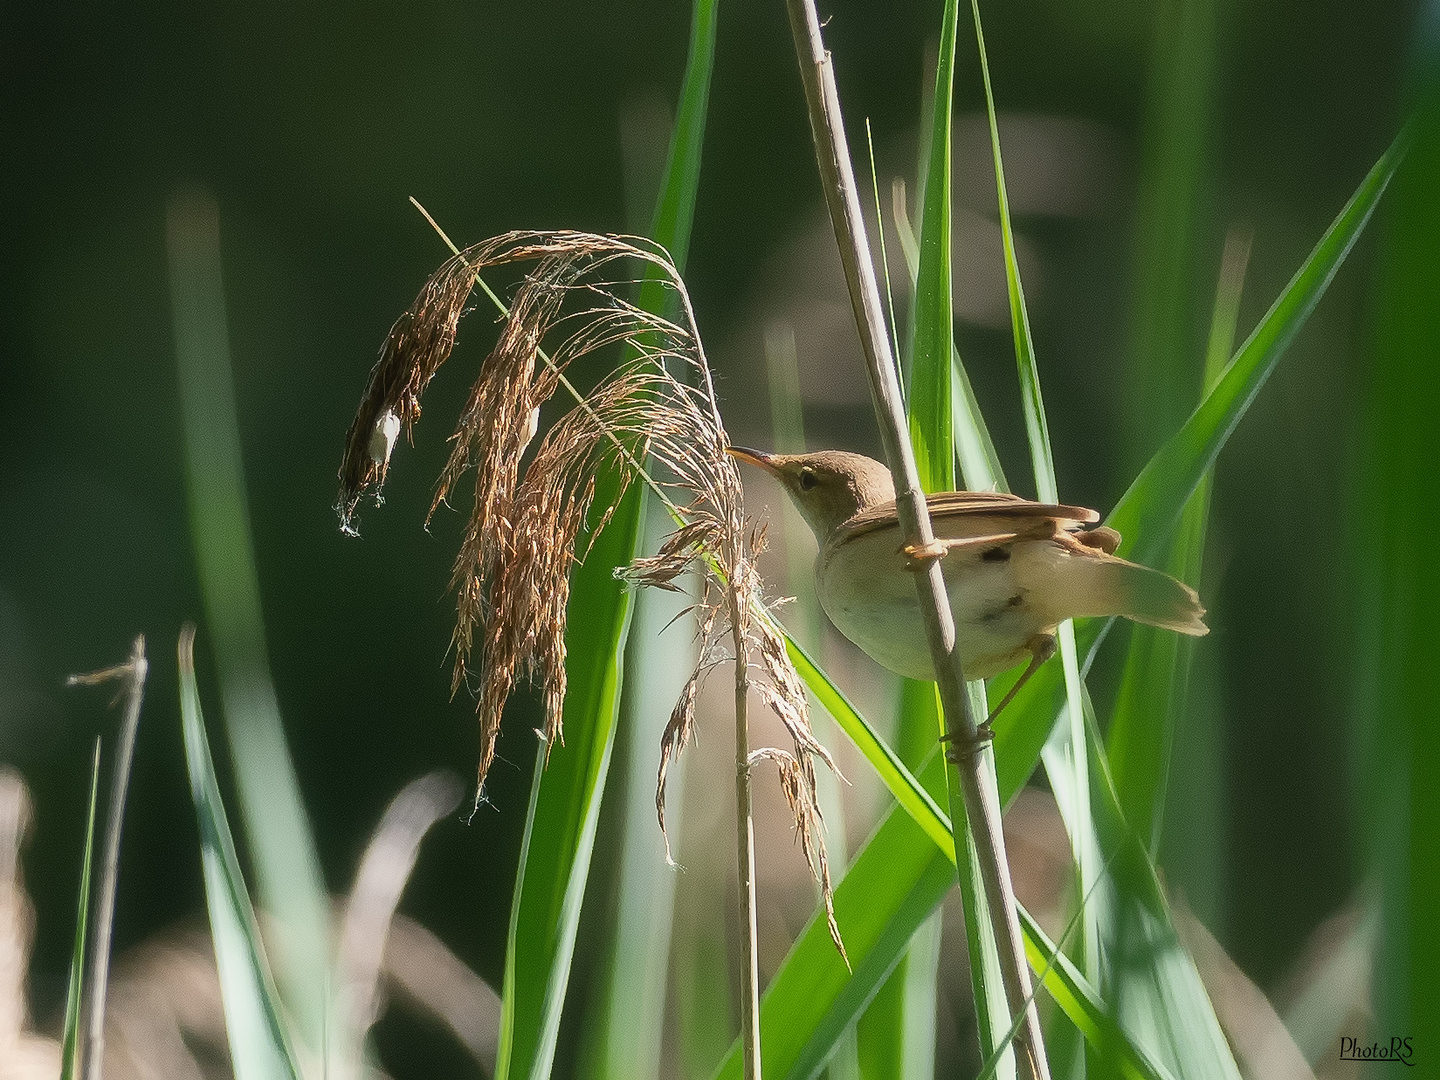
727,447,896,545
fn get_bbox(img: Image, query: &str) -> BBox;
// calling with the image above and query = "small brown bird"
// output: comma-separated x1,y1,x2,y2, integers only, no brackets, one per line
729,447,1207,719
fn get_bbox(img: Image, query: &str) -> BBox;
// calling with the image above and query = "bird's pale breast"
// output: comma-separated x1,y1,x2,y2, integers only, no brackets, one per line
814,522,1055,682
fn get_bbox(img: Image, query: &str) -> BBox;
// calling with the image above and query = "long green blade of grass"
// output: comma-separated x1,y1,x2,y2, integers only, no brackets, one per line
854,916,939,1080
977,149,1408,1061
891,9,973,1077
178,627,302,1080
903,1,1022,1074
901,123,1092,1075
746,599,1175,1077
864,173,963,1080
496,7,718,1078
907,0,958,496
494,480,639,1080
586,506,694,1080
59,740,101,1080
587,16,719,1075
1105,127,1409,567
971,7,1230,1069
1080,689,1240,1080
643,0,717,281
753,128,1402,1080
627,14,726,1077
167,189,333,1055
1105,13,1224,962
890,177,1005,495
1098,232,1250,1080
787,641,950,855
967,0,1102,1013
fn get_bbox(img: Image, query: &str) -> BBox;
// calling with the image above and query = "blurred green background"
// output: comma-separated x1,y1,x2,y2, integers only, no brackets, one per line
0,0,1421,1074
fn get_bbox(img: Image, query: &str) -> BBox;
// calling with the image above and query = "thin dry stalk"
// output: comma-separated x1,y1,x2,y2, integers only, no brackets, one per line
730,590,761,1080
336,234,849,1016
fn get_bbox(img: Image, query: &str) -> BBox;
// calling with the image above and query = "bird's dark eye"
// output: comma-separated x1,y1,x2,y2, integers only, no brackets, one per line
798,467,818,491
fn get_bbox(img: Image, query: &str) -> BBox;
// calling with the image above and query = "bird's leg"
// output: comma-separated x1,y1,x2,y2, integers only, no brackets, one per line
940,634,1057,765
983,634,1057,727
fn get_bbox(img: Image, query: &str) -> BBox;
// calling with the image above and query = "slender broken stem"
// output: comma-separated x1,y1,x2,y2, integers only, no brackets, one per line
67,635,148,1080
781,2,1050,1076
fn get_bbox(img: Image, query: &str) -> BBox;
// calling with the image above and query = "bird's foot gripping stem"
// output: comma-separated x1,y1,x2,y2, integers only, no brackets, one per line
901,538,950,571
901,532,1021,572
940,720,995,765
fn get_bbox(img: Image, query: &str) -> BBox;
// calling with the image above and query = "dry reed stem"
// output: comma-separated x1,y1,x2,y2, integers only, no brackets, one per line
338,230,844,955
784,0,1049,1067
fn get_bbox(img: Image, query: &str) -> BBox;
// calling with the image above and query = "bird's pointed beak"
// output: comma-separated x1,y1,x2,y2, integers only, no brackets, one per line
725,446,778,474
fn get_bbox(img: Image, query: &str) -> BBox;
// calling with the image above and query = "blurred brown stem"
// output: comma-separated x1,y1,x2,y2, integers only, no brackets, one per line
730,582,762,1080
781,0,1049,1075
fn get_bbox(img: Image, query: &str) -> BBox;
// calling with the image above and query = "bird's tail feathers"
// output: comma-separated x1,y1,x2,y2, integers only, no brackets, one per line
1073,555,1208,635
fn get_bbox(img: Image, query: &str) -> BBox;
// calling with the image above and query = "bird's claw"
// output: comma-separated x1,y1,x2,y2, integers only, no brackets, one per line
902,539,949,570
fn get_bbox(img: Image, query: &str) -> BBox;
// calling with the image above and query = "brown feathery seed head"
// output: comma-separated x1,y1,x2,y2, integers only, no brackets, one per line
338,229,846,959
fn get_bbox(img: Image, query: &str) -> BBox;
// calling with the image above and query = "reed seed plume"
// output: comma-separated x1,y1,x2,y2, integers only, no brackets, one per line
337,229,844,954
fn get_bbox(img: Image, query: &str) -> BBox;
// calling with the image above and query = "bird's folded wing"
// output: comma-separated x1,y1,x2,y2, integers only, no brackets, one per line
841,490,1099,543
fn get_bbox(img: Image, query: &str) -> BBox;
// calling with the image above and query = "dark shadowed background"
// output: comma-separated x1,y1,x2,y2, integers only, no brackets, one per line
0,0,1420,1075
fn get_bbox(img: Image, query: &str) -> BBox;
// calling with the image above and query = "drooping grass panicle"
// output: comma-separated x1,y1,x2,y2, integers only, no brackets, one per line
337,230,844,953
748,746,845,965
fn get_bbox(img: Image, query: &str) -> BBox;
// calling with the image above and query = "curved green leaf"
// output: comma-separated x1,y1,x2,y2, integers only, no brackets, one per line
169,190,332,1053
1107,127,1409,568
496,493,637,1080
903,1,1024,1073
969,1,1103,1019
179,629,302,1080
994,126,1408,808
787,639,951,854
1081,688,1240,1080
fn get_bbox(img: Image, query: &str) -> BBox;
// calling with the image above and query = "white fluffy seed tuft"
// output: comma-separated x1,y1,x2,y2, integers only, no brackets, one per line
368,410,401,469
